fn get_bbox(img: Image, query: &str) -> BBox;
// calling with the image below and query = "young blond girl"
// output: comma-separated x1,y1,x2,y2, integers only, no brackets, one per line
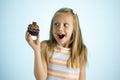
25,8,87,80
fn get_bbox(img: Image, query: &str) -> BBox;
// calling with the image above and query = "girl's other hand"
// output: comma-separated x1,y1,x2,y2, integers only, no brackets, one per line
25,31,40,52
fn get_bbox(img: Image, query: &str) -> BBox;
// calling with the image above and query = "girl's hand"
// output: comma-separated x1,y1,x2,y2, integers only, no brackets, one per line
25,31,40,52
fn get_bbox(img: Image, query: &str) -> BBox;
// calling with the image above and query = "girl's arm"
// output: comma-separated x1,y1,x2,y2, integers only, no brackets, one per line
25,32,47,80
79,66,86,80
34,50,47,80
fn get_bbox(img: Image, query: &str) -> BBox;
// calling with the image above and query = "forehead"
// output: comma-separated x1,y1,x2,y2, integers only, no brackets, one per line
53,13,74,23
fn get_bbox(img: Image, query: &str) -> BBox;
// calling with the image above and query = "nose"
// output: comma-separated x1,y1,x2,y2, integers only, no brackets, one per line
58,25,63,31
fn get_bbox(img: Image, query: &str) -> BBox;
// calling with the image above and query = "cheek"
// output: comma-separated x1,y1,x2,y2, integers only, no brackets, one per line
67,29,73,37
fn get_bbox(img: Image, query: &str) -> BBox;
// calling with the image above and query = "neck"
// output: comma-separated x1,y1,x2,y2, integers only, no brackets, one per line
56,44,71,51
57,41,70,48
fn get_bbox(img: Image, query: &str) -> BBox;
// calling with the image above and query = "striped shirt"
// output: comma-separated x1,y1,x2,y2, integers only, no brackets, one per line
47,45,80,80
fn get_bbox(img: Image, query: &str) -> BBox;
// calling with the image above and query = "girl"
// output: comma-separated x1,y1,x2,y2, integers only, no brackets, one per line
26,8,87,80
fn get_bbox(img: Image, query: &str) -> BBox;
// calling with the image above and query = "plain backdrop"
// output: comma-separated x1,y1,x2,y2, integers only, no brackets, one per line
0,0,120,80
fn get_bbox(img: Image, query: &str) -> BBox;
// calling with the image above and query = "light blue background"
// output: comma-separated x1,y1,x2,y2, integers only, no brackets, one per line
0,0,120,80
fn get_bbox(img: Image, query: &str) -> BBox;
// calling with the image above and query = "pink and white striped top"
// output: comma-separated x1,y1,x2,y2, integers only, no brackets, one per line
47,45,80,80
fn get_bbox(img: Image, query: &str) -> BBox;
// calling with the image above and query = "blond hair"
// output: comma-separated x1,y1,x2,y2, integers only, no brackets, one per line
43,8,87,68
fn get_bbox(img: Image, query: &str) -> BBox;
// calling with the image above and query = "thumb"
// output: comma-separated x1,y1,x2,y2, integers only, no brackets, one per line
36,34,40,43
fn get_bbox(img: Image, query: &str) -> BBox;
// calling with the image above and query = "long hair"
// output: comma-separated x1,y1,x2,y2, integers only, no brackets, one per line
45,8,87,68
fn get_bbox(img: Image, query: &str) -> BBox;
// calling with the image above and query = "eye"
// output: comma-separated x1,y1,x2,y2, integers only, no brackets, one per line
64,23,69,27
54,22,59,27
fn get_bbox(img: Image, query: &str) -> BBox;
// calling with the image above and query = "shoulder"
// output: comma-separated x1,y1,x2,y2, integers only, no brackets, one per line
40,40,49,47
40,40,50,53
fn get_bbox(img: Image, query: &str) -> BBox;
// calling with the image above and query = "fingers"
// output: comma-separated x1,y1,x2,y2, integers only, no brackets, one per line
36,33,40,40
25,31,32,42
25,31,28,40
25,30,40,45
25,31,29,41
36,34,40,44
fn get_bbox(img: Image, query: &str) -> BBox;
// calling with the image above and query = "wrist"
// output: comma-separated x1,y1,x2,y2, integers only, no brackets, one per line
34,50,40,55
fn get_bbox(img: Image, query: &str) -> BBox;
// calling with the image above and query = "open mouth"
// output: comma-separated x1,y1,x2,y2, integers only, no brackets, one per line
58,34,65,39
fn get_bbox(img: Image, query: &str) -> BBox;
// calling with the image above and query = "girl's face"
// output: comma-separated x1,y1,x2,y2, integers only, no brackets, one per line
52,13,74,47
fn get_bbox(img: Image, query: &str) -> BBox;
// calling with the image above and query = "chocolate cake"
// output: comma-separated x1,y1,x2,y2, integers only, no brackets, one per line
27,22,39,36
